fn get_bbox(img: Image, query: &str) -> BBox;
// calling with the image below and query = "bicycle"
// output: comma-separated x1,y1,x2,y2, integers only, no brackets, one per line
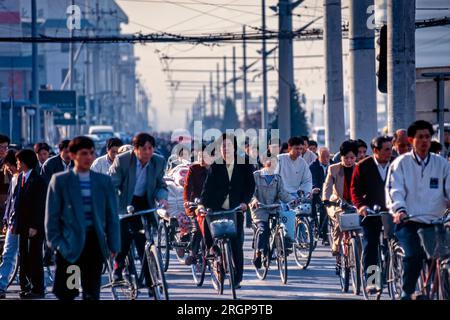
359,206,391,300
156,207,191,272
324,199,362,295
415,212,450,300
251,201,296,284
109,206,169,300
198,206,242,300
184,200,207,287
291,194,315,270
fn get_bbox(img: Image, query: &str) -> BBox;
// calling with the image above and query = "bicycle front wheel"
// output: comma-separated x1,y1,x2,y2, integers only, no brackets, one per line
348,237,361,296
157,220,170,272
147,244,169,300
191,241,206,287
275,228,288,284
293,217,314,269
223,241,237,300
439,261,450,300
388,242,404,300
254,228,269,280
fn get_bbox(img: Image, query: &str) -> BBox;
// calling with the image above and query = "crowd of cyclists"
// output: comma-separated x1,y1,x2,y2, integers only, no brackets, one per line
0,119,448,300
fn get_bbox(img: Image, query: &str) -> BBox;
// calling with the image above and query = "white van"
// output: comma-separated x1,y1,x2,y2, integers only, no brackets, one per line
88,125,115,141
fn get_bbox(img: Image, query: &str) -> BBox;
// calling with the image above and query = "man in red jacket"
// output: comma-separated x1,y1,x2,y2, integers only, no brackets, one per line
350,136,393,293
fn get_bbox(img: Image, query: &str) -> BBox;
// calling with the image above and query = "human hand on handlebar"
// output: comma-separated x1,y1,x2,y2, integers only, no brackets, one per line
393,211,407,224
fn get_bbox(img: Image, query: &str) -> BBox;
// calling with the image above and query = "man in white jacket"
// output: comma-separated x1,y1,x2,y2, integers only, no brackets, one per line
386,120,450,300
275,136,312,196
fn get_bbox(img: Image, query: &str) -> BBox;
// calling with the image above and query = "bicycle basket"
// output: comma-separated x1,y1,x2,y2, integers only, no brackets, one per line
206,210,237,239
418,225,450,259
338,213,361,232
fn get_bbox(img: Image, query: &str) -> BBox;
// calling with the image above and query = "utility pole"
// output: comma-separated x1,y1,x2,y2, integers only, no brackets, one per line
223,56,227,104
216,63,221,118
261,0,268,130
232,46,237,119
209,72,214,117
324,0,346,153
277,0,302,141
242,25,249,129
32,0,40,142
387,0,416,134
69,0,77,135
202,84,206,119
348,0,377,143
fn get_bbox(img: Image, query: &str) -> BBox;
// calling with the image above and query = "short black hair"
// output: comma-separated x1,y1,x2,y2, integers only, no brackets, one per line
356,139,368,150
407,120,434,138
58,140,71,152
308,140,318,148
132,133,155,148
4,149,17,166
430,141,442,153
16,149,38,169
0,134,10,145
281,142,289,152
340,140,359,157
300,136,309,145
69,136,95,154
371,136,393,151
107,137,123,151
444,128,450,134
288,136,304,147
34,142,50,154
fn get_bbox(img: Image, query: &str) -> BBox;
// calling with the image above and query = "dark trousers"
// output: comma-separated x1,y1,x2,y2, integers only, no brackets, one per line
255,221,269,255
395,222,429,295
312,193,328,238
19,231,44,294
115,196,153,287
53,230,104,300
230,213,245,284
189,217,202,255
361,217,383,276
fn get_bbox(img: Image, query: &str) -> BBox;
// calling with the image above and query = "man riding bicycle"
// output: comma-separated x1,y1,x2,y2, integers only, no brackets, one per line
109,133,169,297
386,120,450,300
351,135,394,294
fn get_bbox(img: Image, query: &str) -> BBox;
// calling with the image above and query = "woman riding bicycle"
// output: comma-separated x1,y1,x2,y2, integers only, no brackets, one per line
250,153,296,269
322,140,359,269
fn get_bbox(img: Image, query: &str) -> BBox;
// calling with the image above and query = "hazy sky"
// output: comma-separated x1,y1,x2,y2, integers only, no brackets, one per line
116,0,450,132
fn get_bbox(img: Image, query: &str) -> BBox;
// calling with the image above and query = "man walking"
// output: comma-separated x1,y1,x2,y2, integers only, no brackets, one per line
91,137,123,175
46,136,120,300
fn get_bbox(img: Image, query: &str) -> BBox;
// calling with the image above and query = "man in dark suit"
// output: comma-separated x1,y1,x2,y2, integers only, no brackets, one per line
40,140,73,184
309,147,332,244
350,136,393,294
15,149,47,299
199,133,255,288
109,133,168,293
46,136,120,300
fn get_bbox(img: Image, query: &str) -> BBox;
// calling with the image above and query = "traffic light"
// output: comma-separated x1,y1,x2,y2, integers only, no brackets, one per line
377,25,387,93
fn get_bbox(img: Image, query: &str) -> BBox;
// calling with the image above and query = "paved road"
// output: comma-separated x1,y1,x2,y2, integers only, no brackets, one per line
4,228,393,300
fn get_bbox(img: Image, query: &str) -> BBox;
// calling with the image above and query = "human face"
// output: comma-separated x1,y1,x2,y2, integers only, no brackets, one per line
198,150,213,167
341,152,356,168
395,134,411,155
134,142,154,165
60,147,71,164
16,160,27,172
71,148,95,172
220,138,235,162
4,163,18,175
318,148,330,166
309,145,317,155
0,143,8,159
37,149,49,164
357,147,367,161
374,142,393,164
269,144,280,156
107,146,119,162
409,129,432,157
289,144,303,160
444,131,450,144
